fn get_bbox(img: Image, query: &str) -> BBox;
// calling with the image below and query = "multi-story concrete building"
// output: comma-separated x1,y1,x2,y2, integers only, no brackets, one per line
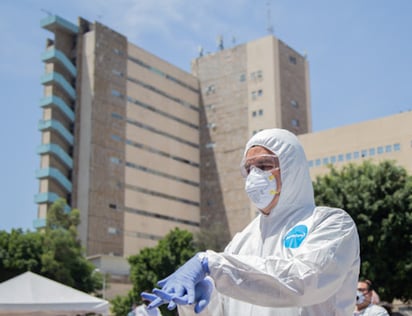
36,15,201,268
299,111,412,178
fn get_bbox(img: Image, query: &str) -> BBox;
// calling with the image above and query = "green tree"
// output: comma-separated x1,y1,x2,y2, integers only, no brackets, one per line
0,229,43,282
0,199,101,294
111,228,199,316
41,199,99,293
313,160,412,302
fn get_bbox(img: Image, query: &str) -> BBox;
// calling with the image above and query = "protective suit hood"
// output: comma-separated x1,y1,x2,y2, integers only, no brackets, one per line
244,129,315,217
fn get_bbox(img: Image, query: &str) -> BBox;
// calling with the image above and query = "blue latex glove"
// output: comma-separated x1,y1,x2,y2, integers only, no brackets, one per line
142,277,213,313
142,252,210,310
174,277,214,314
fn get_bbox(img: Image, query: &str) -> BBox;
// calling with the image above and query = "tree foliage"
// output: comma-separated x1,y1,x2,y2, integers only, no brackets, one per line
0,199,101,293
313,160,412,302
111,228,199,316
0,229,43,282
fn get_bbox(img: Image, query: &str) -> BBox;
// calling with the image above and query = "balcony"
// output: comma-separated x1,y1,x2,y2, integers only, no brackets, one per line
38,119,74,145
33,218,46,229
42,48,77,77
35,167,72,192
39,95,75,122
41,72,76,100
36,143,73,169
34,192,71,212
40,15,78,34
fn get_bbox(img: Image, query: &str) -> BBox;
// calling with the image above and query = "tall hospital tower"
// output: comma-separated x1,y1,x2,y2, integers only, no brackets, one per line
36,15,310,273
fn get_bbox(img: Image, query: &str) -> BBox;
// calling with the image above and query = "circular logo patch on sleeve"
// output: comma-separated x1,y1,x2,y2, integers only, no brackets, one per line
283,225,308,248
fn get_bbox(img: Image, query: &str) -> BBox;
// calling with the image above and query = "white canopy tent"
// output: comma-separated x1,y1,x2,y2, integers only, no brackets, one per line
0,271,110,315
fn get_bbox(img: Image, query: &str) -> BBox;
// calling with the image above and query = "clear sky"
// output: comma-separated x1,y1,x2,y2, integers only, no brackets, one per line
1,0,411,232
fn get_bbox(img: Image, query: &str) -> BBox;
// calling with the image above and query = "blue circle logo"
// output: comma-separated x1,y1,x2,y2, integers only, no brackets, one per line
283,225,308,248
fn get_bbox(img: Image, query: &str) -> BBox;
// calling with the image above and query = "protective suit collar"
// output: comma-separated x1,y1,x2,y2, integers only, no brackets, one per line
244,129,315,218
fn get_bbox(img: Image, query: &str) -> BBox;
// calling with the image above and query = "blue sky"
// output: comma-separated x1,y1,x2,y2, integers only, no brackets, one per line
1,0,412,232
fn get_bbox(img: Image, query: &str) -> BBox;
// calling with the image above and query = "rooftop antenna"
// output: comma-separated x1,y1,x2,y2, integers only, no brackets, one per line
266,0,274,35
232,35,237,46
216,35,224,50
198,45,204,57
41,8,52,16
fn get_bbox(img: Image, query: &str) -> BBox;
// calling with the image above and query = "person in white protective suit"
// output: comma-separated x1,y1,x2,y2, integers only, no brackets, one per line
142,128,360,316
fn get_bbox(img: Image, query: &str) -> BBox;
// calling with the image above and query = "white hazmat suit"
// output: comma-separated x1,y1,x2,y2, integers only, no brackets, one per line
178,129,360,315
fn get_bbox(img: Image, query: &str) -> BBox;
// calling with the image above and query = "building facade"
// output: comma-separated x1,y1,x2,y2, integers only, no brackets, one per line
299,111,412,178
36,15,201,263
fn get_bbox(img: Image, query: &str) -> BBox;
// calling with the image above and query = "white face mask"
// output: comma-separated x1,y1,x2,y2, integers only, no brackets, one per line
356,291,365,304
245,166,279,210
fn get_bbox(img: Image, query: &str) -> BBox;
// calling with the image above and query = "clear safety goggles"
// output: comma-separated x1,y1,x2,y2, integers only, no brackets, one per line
240,154,279,178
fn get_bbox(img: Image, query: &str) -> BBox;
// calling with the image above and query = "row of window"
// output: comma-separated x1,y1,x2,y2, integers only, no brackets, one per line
111,72,199,113
110,111,199,149
113,48,199,94
110,156,200,187
111,133,199,170
126,94,198,130
251,89,263,100
308,143,401,168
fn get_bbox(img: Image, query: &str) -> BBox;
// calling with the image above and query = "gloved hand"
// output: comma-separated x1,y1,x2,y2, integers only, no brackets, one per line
141,277,213,314
141,252,210,310
174,277,214,314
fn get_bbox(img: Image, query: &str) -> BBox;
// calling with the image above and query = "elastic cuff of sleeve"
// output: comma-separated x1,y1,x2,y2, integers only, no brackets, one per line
198,252,210,274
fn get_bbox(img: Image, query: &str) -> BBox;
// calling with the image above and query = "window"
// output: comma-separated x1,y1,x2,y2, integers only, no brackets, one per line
111,89,121,97
394,143,401,151
205,142,216,149
291,119,300,127
113,48,124,56
290,100,299,108
111,134,121,142
377,146,384,154
330,156,336,163
207,123,216,129
353,151,359,159
289,55,297,64
322,157,329,165
252,111,257,117
239,73,246,82
110,157,121,164
257,89,263,97
315,159,321,166
308,160,314,168
205,85,215,95
346,153,352,161
206,104,215,111
369,148,376,156
258,109,263,116
111,112,123,120
361,149,367,158
385,145,392,153
338,154,344,162
112,69,123,77
251,91,257,100
108,227,119,235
